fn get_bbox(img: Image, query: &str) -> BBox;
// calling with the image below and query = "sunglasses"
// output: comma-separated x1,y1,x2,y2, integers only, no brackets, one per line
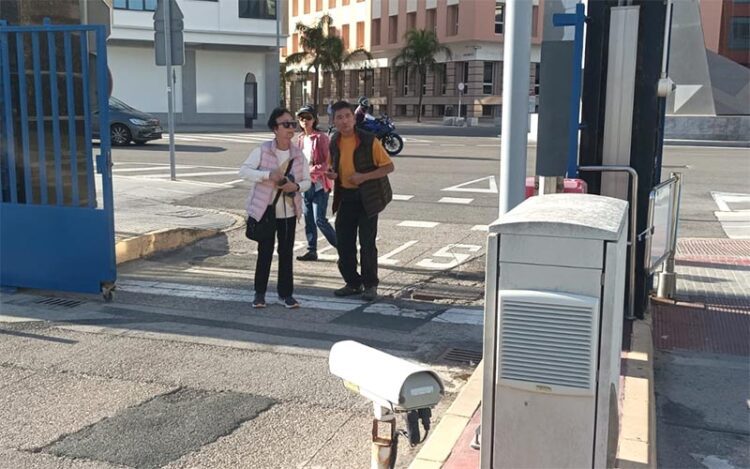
276,121,298,129
298,114,313,121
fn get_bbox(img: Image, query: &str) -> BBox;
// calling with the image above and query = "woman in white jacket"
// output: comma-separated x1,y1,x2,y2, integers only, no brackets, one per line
239,108,311,309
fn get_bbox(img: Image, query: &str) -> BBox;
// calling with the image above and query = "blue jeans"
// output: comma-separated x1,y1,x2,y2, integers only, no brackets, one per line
303,187,337,252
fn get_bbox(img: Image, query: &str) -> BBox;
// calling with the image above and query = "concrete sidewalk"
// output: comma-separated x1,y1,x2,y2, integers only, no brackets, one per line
112,176,242,264
410,237,749,468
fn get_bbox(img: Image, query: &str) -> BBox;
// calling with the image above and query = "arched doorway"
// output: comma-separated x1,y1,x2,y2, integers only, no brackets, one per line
244,73,257,128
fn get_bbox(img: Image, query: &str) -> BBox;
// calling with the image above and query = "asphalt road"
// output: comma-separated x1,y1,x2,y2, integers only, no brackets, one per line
111,129,748,239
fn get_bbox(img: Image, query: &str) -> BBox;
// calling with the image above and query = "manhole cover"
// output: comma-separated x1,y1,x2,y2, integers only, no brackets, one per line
35,297,85,308
442,347,483,364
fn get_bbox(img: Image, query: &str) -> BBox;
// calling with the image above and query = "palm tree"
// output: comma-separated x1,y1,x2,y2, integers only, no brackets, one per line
392,29,452,122
285,14,372,112
321,34,372,101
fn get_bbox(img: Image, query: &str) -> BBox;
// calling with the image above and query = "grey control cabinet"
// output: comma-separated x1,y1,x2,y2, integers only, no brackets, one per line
480,194,628,469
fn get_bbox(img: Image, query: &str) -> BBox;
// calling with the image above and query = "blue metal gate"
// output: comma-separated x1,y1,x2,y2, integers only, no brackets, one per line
0,21,115,297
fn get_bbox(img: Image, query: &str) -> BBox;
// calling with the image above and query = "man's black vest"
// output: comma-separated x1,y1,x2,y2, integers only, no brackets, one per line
330,129,392,218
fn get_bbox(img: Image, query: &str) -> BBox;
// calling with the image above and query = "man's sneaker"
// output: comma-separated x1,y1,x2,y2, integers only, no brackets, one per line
296,251,318,261
279,296,300,309
334,284,364,297
252,293,266,308
362,286,378,302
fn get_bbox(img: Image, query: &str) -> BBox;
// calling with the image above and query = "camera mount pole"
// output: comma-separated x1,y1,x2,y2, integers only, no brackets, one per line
372,405,397,469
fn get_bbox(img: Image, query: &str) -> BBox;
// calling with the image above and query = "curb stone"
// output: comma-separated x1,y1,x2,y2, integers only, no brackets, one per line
409,362,483,468
115,210,244,265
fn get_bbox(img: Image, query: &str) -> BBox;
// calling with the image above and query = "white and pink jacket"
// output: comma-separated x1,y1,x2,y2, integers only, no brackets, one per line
239,140,310,222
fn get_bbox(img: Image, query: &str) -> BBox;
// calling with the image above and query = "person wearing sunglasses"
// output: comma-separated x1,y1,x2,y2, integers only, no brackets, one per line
239,108,311,309
295,104,337,262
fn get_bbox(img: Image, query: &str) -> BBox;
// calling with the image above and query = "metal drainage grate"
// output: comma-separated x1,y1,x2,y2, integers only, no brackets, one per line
35,297,85,308
442,347,483,364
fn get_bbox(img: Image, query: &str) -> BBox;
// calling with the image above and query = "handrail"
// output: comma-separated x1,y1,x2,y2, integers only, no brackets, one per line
578,165,638,320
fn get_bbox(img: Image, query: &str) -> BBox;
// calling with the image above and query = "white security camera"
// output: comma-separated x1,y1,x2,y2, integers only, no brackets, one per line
329,340,445,412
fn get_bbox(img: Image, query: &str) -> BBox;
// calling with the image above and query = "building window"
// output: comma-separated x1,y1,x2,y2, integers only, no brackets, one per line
113,0,157,11
407,12,416,31
403,69,409,96
342,24,350,49
356,21,365,48
434,63,447,95
435,104,445,116
238,0,277,19
482,105,495,117
729,17,750,50
495,1,504,34
426,9,437,32
316,0,323,11
292,33,299,53
389,15,398,43
304,0,310,14
281,46,287,57
483,61,493,94
532,5,539,37
292,0,298,16
421,73,426,95
534,63,540,97
329,0,336,7
455,61,469,88
342,0,350,5
372,18,381,45
447,5,459,36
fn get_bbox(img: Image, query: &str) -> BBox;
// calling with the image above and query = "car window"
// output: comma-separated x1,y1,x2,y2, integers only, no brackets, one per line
109,96,135,111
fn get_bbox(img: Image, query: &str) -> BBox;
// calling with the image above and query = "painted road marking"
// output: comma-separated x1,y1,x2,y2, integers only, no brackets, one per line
117,280,482,323
416,244,482,270
398,221,440,228
393,194,415,201
711,191,750,239
433,308,484,326
143,170,239,179
378,240,420,266
439,197,474,205
442,176,498,194
471,225,489,231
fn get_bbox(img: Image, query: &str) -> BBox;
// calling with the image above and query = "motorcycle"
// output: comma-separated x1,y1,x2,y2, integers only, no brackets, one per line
360,114,404,156
328,114,404,156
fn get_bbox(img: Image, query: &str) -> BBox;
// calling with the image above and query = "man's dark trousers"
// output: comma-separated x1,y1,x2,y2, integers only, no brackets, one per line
335,188,378,289
254,216,296,297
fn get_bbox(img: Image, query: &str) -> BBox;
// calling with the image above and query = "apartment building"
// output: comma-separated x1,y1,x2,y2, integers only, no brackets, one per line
108,0,285,124
284,0,543,120
700,0,750,67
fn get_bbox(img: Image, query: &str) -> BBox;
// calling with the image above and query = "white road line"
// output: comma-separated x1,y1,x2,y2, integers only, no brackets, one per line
433,308,484,325
711,191,750,212
439,197,473,205
224,179,245,185
416,244,482,270
378,240,419,266
363,303,431,319
393,194,415,201
442,176,498,194
398,221,440,228
317,245,338,261
117,279,364,312
471,225,489,231
113,165,197,173
143,170,239,179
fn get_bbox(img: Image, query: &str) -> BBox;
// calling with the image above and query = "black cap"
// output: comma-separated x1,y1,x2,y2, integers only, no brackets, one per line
296,104,316,117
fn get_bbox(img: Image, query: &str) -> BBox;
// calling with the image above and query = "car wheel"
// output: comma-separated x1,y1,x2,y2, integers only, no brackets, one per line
110,124,131,146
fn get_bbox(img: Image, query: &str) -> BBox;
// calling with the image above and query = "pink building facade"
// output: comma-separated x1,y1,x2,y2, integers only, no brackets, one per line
284,0,543,120
700,0,750,68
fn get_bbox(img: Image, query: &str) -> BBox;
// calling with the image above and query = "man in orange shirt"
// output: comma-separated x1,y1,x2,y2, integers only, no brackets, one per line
326,101,394,301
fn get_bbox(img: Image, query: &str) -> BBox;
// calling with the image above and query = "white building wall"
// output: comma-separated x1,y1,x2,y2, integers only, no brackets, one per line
195,50,266,114
108,45,183,114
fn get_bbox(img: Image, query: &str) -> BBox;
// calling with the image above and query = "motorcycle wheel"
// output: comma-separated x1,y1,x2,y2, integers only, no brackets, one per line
381,133,404,156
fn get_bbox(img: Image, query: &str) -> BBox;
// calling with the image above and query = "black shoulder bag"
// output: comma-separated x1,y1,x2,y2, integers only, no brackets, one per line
245,159,294,242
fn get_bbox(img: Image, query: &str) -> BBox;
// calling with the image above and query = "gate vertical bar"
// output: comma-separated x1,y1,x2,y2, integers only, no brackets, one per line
63,32,79,205
0,29,19,203
79,32,95,208
46,28,64,205
15,33,33,204
31,31,48,205
95,25,115,274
